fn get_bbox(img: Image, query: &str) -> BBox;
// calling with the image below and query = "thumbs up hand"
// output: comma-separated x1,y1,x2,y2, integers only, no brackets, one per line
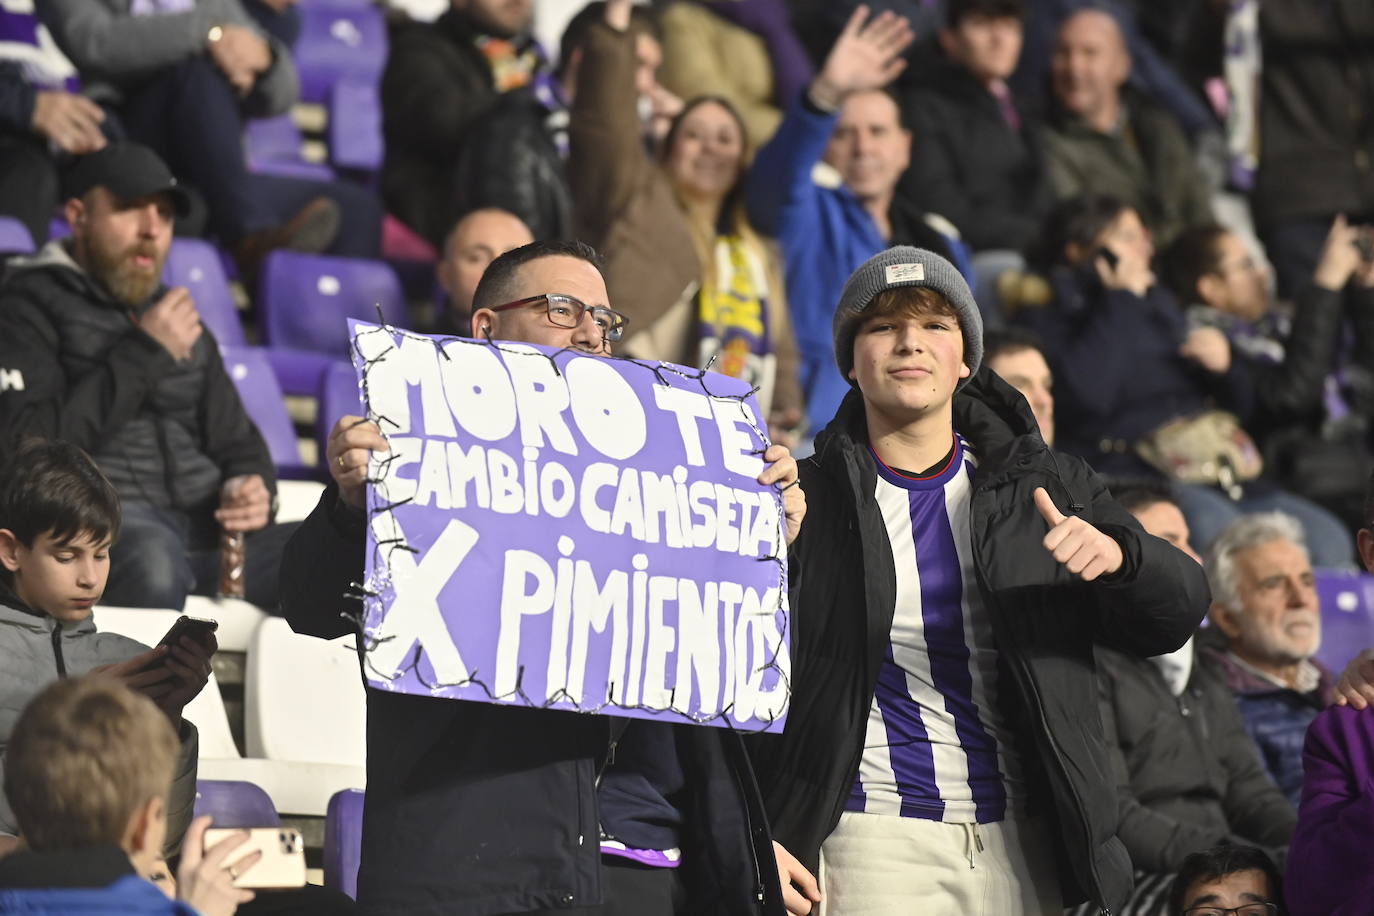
1033,487,1123,581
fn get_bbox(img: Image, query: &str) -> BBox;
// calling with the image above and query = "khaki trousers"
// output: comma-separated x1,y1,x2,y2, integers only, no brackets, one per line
817,811,1063,916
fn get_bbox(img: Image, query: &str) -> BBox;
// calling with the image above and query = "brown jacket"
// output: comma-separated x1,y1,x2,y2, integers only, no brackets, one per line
569,21,803,422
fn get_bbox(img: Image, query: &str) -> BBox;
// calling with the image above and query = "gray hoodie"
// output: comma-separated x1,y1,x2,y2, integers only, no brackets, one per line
0,584,199,854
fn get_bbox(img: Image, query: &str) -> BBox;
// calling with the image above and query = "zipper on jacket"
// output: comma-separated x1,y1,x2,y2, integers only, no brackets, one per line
728,741,767,906
51,625,67,677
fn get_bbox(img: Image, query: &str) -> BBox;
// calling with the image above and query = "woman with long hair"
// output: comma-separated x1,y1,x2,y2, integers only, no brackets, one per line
568,0,804,442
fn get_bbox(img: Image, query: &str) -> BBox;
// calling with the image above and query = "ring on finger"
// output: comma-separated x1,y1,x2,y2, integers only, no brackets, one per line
336,453,347,469
228,866,239,880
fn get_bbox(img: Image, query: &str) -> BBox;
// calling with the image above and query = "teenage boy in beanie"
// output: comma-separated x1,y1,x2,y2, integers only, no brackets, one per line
748,246,1210,913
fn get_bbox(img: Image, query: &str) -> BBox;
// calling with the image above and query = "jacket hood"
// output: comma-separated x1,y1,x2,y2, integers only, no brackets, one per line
2,239,160,313
0,575,96,635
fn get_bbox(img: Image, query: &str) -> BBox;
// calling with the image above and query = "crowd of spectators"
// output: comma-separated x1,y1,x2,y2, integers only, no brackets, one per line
4,0,1374,913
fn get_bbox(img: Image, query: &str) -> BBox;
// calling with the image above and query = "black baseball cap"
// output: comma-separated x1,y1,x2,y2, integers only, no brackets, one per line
64,142,192,217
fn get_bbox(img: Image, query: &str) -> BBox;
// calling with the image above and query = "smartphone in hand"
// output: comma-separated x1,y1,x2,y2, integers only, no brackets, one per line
204,827,306,889
139,616,218,673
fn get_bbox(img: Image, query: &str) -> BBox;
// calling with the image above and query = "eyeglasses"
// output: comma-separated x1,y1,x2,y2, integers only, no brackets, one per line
488,294,628,342
1183,903,1278,916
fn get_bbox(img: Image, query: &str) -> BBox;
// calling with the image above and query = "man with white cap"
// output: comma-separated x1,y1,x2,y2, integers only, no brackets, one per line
748,246,1209,913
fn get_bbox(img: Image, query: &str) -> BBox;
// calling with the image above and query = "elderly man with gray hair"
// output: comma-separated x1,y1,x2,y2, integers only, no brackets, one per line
1200,512,1335,807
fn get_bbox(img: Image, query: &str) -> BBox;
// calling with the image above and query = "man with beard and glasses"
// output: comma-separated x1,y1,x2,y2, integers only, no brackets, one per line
0,142,297,611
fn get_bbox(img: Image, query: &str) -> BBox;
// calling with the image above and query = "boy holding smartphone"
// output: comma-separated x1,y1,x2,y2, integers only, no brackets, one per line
0,438,215,853
0,676,255,914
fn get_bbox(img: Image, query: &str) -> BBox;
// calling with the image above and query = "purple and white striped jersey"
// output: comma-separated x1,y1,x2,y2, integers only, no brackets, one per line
846,435,1025,824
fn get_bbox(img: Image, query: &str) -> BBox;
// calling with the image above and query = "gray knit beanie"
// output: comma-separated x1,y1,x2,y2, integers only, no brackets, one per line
832,247,984,390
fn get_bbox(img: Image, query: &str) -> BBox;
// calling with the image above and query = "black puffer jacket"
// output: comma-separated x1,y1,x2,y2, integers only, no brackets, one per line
898,60,1054,252
0,241,274,535
748,369,1209,912
380,11,570,246
1095,645,1296,873
279,485,784,916
1253,0,1374,228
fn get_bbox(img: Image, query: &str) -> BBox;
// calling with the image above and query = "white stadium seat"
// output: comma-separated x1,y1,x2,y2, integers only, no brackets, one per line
95,606,366,816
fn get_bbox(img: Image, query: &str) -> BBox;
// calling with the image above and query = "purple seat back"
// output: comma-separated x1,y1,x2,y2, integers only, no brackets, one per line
258,251,406,359
328,78,383,173
0,216,34,254
194,779,281,828
246,115,337,182
48,217,71,240
219,344,306,474
295,5,387,104
316,359,364,461
323,788,364,899
266,346,341,399
163,238,244,345
1314,570,1374,675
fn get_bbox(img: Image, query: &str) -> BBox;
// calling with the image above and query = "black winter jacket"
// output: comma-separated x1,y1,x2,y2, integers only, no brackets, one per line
279,485,784,916
1095,645,1296,873
899,60,1054,252
380,11,570,247
748,370,1209,912
1253,0,1374,227
0,242,274,536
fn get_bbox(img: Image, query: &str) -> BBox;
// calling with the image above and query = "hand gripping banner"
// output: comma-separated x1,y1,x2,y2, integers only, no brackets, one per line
347,320,791,733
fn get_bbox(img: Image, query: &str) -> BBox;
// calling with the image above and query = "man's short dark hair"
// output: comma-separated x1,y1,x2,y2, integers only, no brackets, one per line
471,239,604,313
946,0,1026,28
1112,478,1179,516
0,439,120,549
984,327,1044,364
1168,844,1285,916
558,2,660,79
1163,224,1231,305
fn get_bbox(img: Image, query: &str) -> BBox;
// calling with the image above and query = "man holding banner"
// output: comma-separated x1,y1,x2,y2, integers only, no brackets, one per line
750,247,1211,914
281,240,810,916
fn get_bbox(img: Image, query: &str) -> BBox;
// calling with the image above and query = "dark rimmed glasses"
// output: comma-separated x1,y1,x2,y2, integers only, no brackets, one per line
1183,904,1278,916
488,294,629,342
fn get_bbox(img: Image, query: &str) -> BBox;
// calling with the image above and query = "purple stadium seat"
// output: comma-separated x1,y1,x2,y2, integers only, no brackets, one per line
0,216,34,253
219,344,311,478
258,250,407,360
315,359,364,460
294,5,387,104
1314,570,1374,675
194,779,281,828
48,216,71,240
246,115,337,182
328,78,383,174
323,788,364,899
163,237,244,345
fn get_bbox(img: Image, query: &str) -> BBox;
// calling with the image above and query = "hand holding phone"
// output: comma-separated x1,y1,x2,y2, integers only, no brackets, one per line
204,827,307,889
178,815,257,916
144,616,219,722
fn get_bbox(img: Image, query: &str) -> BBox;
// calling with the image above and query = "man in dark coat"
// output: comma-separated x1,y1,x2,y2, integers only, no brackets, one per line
280,239,809,916
0,142,292,610
899,0,1052,256
380,0,573,246
1091,484,1297,914
749,246,1208,913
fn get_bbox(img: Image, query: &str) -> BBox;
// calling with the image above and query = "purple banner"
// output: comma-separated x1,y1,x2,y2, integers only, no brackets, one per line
350,321,791,732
